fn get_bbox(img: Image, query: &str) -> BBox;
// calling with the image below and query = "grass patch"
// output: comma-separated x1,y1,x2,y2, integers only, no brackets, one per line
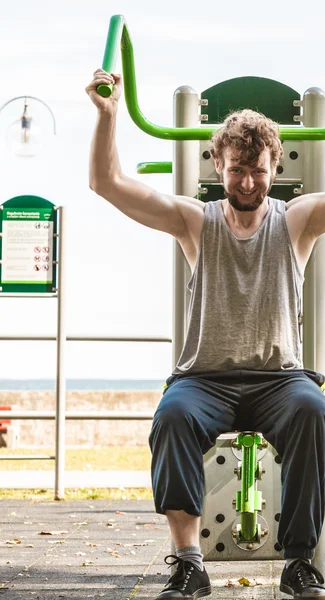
0,447,153,500
0,446,151,471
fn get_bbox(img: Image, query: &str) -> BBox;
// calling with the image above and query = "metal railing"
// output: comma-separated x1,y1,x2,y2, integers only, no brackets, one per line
0,334,171,498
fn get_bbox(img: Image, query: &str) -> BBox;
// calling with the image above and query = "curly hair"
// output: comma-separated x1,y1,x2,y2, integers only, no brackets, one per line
210,109,283,170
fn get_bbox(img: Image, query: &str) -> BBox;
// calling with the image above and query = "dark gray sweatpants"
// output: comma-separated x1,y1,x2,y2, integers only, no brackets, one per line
149,370,325,559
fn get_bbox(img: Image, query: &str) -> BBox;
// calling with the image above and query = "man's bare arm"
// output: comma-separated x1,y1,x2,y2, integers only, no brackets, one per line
286,192,325,239
285,192,325,272
86,70,204,241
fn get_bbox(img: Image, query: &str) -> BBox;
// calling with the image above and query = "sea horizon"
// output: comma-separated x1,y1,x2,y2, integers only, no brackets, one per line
0,378,166,391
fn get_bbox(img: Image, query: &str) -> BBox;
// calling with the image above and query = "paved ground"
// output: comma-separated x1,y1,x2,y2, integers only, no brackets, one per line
0,499,287,599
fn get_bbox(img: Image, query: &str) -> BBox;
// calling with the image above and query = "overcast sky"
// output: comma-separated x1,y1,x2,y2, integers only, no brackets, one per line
0,0,324,379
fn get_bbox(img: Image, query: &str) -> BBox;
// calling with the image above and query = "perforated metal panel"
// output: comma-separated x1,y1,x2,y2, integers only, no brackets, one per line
201,434,283,561
199,140,303,186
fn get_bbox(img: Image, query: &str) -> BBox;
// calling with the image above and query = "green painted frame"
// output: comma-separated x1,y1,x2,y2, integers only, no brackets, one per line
0,195,58,294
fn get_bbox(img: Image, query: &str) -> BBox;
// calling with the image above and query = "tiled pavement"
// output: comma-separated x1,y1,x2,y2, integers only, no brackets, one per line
0,499,286,599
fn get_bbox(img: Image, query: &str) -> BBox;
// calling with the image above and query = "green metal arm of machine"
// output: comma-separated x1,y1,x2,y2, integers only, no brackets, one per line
235,432,263,541
136,162,172,174
98,14,325,141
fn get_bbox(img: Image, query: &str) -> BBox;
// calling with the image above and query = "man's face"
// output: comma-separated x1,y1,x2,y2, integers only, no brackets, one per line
216,148,275,212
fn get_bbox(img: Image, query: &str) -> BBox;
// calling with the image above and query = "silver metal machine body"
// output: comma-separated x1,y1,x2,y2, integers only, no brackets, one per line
172,84,325,567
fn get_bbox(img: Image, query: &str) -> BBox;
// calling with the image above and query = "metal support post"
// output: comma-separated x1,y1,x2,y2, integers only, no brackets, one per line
301,88,325,572
172,86,200,366
54,207,66,500
302,88,325,369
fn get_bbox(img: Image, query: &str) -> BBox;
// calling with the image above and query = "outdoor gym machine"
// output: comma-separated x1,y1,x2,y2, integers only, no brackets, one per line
97,14,325,569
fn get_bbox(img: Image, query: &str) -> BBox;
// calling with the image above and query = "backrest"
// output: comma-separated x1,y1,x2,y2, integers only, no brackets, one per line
199,76,301,202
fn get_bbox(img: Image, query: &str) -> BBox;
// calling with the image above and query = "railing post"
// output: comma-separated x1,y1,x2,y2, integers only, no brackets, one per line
54,207,66,500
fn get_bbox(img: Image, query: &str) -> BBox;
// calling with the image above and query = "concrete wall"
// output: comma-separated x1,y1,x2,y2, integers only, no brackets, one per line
0,390,161,447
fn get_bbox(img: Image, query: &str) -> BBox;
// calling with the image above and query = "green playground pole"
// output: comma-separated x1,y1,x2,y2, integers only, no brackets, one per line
98,14,325,141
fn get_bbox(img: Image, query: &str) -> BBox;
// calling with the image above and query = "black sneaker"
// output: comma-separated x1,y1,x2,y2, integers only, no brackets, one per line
280,559,325,597
155,555,211,600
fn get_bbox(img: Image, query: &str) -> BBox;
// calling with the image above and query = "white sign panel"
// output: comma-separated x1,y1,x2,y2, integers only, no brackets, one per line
2,209,54,284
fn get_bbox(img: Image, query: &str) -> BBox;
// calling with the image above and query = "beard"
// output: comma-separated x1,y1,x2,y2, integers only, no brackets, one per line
225,190,266,212
218,170,275,212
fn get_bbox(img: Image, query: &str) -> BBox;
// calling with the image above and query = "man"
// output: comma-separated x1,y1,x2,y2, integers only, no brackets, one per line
86,69,325,599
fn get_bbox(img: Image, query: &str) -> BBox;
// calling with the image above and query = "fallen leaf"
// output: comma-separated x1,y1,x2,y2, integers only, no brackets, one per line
38,531,68,536
238,577,251,586
86,543,99,547
6,539,21,545
225,579,234,587
106,548,121,558
133,542,156,547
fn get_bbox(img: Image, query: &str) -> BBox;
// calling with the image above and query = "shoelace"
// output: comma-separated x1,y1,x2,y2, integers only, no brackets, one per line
164,555,194,590
290,561,325,589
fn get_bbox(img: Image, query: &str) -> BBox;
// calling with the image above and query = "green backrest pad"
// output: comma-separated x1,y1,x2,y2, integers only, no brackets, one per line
200,76,301,202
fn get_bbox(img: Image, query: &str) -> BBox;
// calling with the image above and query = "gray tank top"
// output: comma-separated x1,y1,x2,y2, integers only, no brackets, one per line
173,198,304,374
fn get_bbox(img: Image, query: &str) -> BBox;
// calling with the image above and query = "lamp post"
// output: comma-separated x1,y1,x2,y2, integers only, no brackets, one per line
0,96,56,158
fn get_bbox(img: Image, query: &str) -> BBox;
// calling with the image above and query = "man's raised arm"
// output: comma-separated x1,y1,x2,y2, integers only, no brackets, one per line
86,69,203,240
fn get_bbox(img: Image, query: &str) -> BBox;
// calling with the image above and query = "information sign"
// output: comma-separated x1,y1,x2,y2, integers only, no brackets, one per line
0,195,57,294
1,208,54,284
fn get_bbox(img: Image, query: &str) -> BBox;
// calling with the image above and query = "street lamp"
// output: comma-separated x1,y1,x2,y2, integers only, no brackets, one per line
0,96,56,158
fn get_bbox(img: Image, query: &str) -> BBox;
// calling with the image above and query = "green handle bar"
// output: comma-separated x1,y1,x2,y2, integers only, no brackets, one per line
97,15,126,98
97,14,325,142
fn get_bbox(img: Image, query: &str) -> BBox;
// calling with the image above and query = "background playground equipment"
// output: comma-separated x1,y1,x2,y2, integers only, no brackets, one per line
100,14,325,571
